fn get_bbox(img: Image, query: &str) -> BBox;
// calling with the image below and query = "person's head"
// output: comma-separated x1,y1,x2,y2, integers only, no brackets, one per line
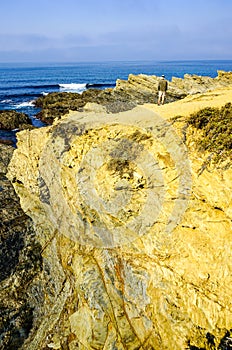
161,74,165,79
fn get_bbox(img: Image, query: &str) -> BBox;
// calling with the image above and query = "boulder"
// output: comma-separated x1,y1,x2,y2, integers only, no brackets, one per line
0,110,32,131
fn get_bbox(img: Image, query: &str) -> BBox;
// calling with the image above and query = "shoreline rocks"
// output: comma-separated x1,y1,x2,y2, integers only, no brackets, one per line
0,70,231,129
33,70,232,125
0,110,34,145
115,70,232,98
0,143,43,350
0,110,33,131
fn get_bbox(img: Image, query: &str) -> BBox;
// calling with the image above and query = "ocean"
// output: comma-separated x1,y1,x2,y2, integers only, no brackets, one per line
1,60,232,143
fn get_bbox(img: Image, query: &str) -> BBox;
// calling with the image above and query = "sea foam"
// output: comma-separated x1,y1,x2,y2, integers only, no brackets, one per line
0,99,13,104
59,83,87,93
15,100,35,109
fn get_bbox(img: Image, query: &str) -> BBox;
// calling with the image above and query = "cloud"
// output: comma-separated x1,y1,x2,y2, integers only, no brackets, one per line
0,33,93,51
96,24,181,48
0,18,231,63
0,34,51,51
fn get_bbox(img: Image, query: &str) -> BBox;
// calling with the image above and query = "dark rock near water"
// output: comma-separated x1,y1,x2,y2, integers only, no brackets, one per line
35,89,142,124
0,144,43,349
0,144,14,173
0,139,14,146
0,110,33,131
34,87,157,124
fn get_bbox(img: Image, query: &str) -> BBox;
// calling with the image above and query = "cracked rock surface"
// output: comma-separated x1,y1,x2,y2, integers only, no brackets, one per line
4,103,232,349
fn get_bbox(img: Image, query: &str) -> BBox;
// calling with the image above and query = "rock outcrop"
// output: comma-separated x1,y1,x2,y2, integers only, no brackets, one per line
34,70,232,126
6,103,232,350
0,110,33,131
34,88,139,124
115,70,232,99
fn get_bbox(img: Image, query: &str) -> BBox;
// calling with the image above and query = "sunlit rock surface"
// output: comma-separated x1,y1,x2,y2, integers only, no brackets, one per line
116,70,232,99
5,101,232,350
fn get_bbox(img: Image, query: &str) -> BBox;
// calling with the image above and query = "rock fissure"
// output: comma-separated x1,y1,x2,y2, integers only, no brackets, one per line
91,254,130,349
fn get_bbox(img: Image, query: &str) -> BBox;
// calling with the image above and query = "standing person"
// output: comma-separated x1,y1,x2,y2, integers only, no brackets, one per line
158,75,168,105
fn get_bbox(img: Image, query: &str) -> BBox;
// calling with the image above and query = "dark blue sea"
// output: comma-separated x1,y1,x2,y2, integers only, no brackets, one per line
1,60,232,144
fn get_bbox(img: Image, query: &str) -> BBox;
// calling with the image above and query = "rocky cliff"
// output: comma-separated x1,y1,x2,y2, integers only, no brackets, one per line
5,95,232,350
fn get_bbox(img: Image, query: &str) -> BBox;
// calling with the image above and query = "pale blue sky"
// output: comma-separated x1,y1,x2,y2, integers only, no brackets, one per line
0,0,231,62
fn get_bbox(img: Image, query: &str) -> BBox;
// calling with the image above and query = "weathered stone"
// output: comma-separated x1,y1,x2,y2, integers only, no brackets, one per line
0,143,70,350
6,100,232,350
0,110,32,131
0,144,40,349
34,88,139,124
116,70,232,99
0,144,14,173
34,70,232,126
0,139,14,146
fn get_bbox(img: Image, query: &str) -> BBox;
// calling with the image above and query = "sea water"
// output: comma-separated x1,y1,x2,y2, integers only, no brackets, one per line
0,60,232,143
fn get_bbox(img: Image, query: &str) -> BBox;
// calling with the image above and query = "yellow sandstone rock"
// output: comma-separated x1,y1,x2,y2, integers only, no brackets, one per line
7,88,232,349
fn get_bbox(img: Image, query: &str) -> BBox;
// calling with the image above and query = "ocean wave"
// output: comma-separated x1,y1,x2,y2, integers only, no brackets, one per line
14,100,35,109
0,99,13,104
58,82,115,93
59,83,87,92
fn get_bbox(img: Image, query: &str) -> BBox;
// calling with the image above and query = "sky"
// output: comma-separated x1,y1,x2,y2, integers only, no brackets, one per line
0,0,232,62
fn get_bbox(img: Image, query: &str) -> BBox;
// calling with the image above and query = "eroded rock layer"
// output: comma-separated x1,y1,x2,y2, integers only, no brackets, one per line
6,105,232,350
115,70,232,98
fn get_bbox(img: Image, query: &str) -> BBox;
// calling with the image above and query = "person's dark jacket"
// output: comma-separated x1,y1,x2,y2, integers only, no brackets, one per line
158,79,168,92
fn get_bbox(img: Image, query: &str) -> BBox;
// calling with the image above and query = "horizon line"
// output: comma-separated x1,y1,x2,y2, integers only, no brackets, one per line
0,59,232,65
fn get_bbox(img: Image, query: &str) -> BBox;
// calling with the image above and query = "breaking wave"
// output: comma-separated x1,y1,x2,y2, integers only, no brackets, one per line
14,100,35,109
59,83,87,92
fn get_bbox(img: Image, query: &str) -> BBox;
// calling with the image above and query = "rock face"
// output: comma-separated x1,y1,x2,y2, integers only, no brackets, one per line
6,105,232,349
115,70,232,99
0,144,43,350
